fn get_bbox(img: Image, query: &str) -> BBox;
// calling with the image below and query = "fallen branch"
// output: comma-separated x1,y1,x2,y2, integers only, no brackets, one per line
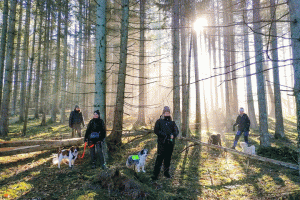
182,138,299,170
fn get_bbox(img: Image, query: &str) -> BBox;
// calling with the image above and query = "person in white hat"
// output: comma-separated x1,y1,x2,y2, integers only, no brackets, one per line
231,107,251,149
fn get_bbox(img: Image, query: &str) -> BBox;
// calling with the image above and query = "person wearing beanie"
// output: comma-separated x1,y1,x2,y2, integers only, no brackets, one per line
152,106,179,180
69,105,85,138
84,110,107,169
231,107,251,149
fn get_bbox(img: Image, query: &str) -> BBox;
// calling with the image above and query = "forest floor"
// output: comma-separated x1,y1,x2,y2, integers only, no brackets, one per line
0,115,300,199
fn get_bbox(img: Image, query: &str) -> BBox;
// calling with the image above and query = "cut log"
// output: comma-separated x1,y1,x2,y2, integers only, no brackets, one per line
183,138,299,170
0,138,83,148
0,138,84,157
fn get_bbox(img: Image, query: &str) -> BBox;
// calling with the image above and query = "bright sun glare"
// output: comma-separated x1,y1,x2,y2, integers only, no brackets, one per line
194,18,208,32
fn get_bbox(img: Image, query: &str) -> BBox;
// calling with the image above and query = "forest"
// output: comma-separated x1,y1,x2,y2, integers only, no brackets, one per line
0,0,300,199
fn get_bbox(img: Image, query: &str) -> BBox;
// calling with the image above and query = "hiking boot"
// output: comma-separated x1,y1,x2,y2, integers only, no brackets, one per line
164,172,171,178
231,146,235,149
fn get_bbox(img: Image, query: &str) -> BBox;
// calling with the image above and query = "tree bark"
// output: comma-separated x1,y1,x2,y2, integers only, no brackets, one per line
193,32,201,136
50,0,62,123
108,0,129,151
253,0,270,147
223,0,231,117
287,0,300,175
172,0,181,137
60,0,69,123
11,0,24,116
270,0,285,138
19,0,32,122
242,0,258,130
0,0,9,108
76,0,83,105
0,0,18,136
134,0,146,127
34,1,44,119
181,1,188,137
94,0,107,121
23,4,38,135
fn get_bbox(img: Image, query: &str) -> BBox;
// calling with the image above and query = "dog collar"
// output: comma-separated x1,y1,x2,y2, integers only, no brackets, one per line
132,155,139,160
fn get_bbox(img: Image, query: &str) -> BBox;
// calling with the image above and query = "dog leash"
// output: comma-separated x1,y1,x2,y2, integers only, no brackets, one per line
81,142,87,158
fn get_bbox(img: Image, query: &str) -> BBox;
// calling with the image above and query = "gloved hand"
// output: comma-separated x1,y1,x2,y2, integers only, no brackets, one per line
84,138,88,143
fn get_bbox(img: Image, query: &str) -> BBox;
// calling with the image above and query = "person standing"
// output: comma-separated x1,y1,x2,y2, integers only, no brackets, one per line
152,106,179,180
231,107,251,149
84,110,107,169
69,105,85,138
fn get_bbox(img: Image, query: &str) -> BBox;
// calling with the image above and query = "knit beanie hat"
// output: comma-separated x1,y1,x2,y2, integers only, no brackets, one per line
74,105,79,109
162,106,171,114
94,110,100,117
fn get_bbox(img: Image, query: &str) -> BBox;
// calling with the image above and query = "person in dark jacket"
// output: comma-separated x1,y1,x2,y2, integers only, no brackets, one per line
231,107,251,149
69,105,85,138
84,110,107,169
152,106,179,180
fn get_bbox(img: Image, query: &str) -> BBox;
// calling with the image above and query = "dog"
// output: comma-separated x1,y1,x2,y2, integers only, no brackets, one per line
208,134,222,146
240,142,255,155
126,149,148,172
52,146,79,168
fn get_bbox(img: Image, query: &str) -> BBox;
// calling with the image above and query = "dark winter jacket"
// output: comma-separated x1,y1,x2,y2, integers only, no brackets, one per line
154,116,179,145
233,113,251,131
69,110,84,127
84,118,106,143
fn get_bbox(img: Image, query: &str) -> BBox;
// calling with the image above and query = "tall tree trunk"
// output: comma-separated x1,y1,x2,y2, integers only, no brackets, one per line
94,0,106,121
134,0,146,127
172,0,181,137
253,0,270,147
12,0,23,116
229,0,238,115
0,0,18,136
41,0,51,126
76,0,83,105
50,0,62,123
23,4,38,135
242,0,258,130
287,0,300,175
193,32,201,136
181,1,188,137
60,0,69,123
34,1,44,119
270,0,284,138
19,0,31,122
0,0,9,108
223,0,231,118
108,0,129,151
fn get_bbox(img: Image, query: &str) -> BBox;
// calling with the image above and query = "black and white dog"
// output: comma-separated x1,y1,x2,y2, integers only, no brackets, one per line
126,149,148,172
53,146,79,168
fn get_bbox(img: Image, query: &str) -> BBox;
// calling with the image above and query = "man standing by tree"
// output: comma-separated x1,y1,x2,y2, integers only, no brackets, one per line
69,105,84,138
231,107,251,149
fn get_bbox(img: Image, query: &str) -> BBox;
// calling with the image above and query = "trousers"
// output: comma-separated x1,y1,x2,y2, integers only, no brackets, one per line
153,141,174,176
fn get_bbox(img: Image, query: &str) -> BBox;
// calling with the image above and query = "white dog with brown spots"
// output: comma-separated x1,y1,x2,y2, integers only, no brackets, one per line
53,146,79,168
